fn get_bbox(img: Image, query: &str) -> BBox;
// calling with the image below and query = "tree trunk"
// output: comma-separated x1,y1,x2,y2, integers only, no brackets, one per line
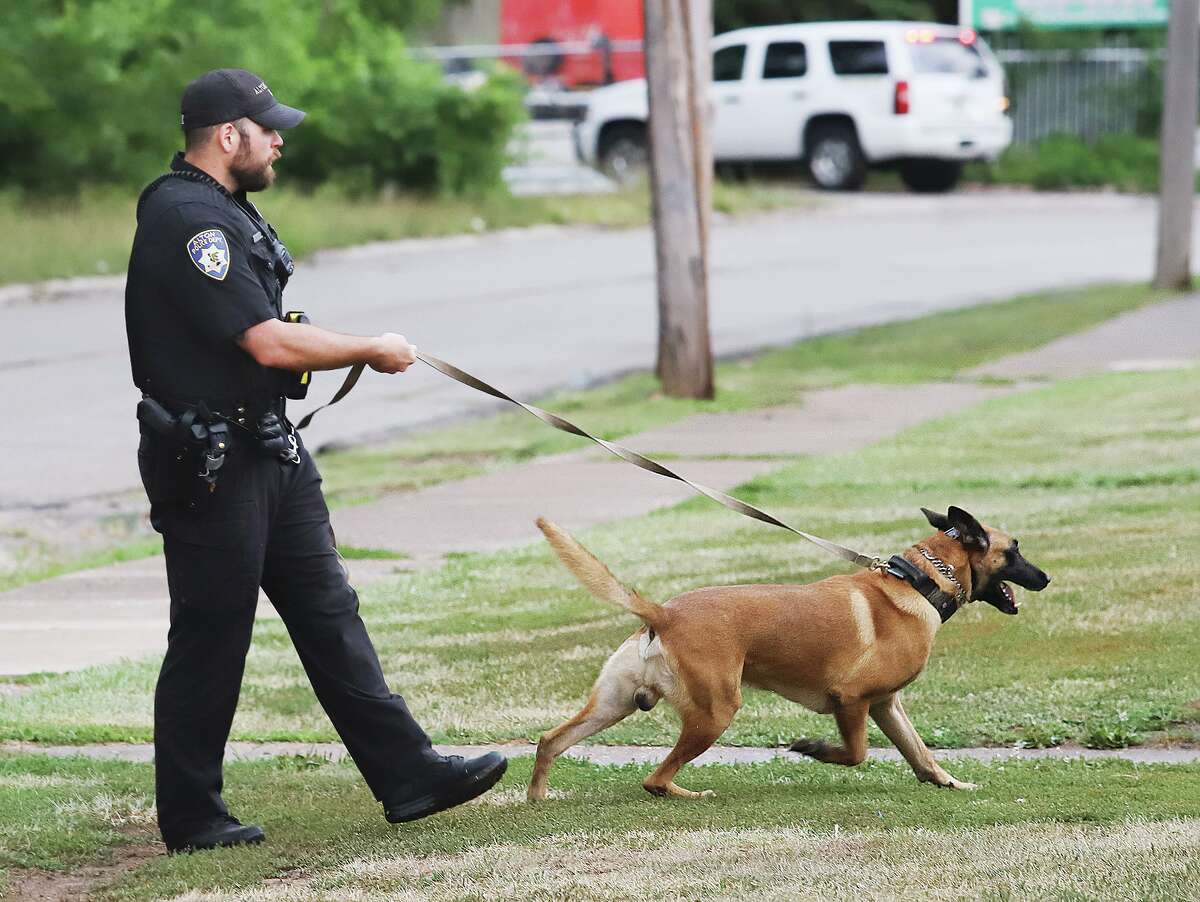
645,0,714,399
1154,0,1200,290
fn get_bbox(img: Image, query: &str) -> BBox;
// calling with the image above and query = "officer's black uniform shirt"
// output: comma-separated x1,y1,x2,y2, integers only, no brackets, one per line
125,153,291,406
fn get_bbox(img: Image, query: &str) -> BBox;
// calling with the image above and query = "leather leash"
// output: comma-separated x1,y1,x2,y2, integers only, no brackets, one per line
296,355,887,573
293,364,365,431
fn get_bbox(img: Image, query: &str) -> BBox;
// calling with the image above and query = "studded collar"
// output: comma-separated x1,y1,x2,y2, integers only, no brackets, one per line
885,547,969,623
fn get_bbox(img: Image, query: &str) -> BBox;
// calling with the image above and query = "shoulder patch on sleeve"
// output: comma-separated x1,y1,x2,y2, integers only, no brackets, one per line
186,229,231,281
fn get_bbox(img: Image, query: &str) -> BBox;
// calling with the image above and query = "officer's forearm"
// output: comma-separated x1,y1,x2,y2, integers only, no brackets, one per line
239,319,384,372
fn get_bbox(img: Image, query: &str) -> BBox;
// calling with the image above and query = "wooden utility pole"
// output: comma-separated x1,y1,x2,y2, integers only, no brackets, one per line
684,0,713,271
1154,0,1200,289
644,0,714,399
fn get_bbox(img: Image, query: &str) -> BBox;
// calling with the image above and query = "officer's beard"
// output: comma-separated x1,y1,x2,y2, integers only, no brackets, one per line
230,124,276,193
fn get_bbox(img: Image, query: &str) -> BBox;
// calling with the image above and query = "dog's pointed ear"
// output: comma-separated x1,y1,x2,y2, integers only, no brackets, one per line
922,507,951,531
947,506,989,551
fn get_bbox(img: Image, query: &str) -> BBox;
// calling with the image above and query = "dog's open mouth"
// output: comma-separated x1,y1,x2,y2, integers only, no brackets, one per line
979,580,1019,615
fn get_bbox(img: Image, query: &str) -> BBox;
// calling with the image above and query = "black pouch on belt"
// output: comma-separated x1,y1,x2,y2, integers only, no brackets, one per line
253,409,301,464
254,410,289,457
187,406,228,513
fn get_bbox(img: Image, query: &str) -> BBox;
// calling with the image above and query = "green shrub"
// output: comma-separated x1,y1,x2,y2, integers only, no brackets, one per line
1091,132,1162,191
284,15,526,196
969,132,1180,193
1030,134,1113,189
0,0,309,194
0,0,524,197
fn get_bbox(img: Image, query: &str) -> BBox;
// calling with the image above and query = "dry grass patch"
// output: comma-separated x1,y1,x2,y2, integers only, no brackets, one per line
157,819,1200,901
0,773,102,790
6,754,1196,901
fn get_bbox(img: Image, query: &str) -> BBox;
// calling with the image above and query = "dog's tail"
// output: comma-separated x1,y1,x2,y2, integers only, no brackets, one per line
536,518,665,631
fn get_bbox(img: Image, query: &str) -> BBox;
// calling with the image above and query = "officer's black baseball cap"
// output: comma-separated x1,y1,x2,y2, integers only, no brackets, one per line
181,68,306,131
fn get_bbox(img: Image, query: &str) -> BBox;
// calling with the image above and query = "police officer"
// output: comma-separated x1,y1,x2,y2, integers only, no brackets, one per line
125,69,506,853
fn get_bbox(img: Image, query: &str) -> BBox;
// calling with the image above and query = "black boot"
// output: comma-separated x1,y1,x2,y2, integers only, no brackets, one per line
164,815,265,853
384,752,507,823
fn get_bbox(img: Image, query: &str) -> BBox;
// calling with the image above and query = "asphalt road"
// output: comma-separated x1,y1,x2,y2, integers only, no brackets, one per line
0,190,1188,508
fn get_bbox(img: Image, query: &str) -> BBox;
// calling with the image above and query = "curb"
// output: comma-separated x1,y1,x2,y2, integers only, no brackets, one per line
0,274,126,309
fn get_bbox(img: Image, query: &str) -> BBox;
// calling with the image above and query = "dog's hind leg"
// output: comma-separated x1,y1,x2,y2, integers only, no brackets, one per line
642,701,737,799
528,686,635,801
790,699,870,767
869,693,977,790
528,643,641,801
643,667,741,799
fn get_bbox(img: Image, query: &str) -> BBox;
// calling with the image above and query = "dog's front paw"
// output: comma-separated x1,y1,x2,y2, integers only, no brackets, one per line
918,769,978,791
644,780,716,799
788,737,828,759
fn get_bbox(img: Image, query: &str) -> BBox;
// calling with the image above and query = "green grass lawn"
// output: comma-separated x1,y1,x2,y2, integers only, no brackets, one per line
2,753,1198,900
0,181,814,287
3,362,1197,750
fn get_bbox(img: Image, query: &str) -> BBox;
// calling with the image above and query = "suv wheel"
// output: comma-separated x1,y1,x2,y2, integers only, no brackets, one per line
900,159,963,193
806,123,867,191
598,124,648,185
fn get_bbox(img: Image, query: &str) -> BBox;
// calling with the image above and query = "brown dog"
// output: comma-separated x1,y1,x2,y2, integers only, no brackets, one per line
528,506,1050,800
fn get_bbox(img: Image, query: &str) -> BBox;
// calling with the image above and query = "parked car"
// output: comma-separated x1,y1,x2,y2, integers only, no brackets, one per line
573,21,1013,192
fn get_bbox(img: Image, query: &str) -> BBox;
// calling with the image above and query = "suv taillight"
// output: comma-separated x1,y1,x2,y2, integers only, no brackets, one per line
894,80,910,115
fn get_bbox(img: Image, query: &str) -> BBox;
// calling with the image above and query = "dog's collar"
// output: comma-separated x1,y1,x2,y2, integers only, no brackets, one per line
915,546,969,606
885,552,964,623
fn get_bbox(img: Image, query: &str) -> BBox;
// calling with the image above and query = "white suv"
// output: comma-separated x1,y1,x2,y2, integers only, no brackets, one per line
574,21,1012,192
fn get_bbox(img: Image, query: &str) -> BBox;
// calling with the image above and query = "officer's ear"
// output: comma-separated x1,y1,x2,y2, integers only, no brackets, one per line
216,121,240,154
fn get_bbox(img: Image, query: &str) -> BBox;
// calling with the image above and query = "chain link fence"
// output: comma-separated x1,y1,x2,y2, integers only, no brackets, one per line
994,41,1163,143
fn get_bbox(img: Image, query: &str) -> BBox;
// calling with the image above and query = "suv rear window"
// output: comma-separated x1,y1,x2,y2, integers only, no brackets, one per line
828,41,888,76
910,38,987,77
763,42,807,79
713,45,746,82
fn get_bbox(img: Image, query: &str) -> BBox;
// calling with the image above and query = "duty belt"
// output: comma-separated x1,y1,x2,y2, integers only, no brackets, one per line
139,395,299,473
205,399,299,465
158,396,285,426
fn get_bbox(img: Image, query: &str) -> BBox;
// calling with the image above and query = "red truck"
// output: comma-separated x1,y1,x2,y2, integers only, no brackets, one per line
501,0,645,87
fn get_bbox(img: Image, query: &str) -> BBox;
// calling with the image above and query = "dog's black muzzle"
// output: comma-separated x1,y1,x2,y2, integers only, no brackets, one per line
976,551,1050,615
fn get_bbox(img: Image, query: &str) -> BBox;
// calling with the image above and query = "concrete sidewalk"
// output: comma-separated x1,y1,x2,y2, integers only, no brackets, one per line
5,739,1198,767
1,294,1197,675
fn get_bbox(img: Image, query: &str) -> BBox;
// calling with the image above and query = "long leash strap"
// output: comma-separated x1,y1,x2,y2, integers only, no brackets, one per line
295,354,884,571
294,364,366,431
414,352,886,572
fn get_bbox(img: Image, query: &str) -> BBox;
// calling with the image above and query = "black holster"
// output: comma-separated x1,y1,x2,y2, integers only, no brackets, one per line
137,397,228,510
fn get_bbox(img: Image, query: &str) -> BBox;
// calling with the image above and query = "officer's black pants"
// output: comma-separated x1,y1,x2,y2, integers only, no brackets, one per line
141,432,435,840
